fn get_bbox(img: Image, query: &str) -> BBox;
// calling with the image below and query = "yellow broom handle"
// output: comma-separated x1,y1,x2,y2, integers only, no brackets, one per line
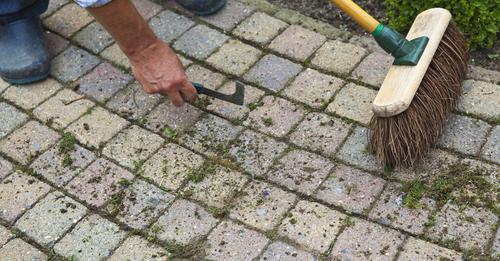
330,0,380,33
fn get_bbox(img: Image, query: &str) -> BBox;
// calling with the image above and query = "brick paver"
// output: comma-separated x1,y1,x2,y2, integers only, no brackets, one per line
132,0,162,20
352,52,393,87
244,54,302,92
45,31,69,58
269,25,326,62
0,225,13,247
149,10,195,43
101,43,131,69
73,22,113,54
50,46,101,83
3,78,62,110
185,64,227,90
327,83,376,125
311,40,368,75
0,238,48,261
106,82,162,120
108,235,169,261
437,114,491,156
173,25,229,60
144,100,203,133
337,126,382,172
0,156,13,181
260,241,316,261
78,62,133,103
43,3,93,37
0,102,28,139
207,40,262,76
482,126,500,164
457,80,499,121
233,12,288,45
200,0,255,31
398,237,463,260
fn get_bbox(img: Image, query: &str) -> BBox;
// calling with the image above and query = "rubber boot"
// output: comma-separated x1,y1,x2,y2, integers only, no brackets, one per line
0,16,49,84
174,0,226,16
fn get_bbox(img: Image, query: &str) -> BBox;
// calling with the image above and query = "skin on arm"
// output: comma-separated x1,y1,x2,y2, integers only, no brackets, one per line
86,0,196,106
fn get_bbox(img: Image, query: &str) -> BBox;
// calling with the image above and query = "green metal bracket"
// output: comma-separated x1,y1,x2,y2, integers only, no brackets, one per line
372,24,429,66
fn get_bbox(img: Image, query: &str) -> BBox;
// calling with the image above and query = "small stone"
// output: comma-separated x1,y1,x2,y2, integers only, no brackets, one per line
200,0,255,31
3,78,62,110
0,239,47,261
50,46,101,83
311,40,368,75
78,62,133,103
0,102,28,139
54,214,126,260
43,3,93,37
481,126,500,164
260,241,317,261
336,126,382,172
326,83,376,125
269,25,326,62
457,80,499,121
398,237,463,260
268,150,334,195
105,82,162,120
437,114,491,156
244,55,302,92
109,236,170,261
144,100,203,133
73,22,113,54
173,25,229,60
278,200,345,253
149,10,195,43
352,52,393,88
205,220,269,261
233,12,288,45
207,40,262,76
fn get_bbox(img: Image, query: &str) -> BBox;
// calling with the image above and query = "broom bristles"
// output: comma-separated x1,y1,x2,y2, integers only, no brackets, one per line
369,23,469,168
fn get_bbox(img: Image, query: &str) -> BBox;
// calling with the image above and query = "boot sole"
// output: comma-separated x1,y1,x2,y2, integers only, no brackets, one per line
191,0,226,16
2,72,49,85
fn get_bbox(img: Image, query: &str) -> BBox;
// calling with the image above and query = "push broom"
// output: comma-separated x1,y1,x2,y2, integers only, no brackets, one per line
329,0,468,167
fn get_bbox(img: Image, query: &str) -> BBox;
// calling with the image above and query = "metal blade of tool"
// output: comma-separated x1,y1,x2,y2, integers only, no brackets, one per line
192,81,245,105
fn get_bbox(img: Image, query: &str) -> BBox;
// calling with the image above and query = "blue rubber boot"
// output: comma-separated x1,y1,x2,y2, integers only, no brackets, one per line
175,0,226,16
0,16,49,84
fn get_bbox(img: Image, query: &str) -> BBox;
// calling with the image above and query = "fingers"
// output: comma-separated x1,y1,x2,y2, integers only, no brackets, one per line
165,89,185,107
180,80,197,102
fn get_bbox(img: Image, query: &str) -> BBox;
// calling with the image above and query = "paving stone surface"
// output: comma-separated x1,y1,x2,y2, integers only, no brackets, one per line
467,65,500,84
278,200,345,253
330,218,405,260
199,0,255,31
206,81,265,120
0,102,28,139
185,64,227,90
207,40,262,76
30,141,95,187
0,173,51,224
45,30,70,58
0,156,13,181
233,12,288,45
393,149,460,182
311,40,368,75
73,22,113,54
108,235,170,261
149,10,195,43
0,121,60,165
33,89,95,129
106,82,162,120
0,238,48,261
268,150,334,195
144,100,203,133
66,107,129,148
78,62,133,103
398,237,463,261
283,68,344,109
50,46,101,83
269,25,326,62
152,199,218,246
101,43,131,69
327,83,376,125
65,158,134,207
437,114,491,156
54,214,126,260
205,220,269,261
43,3,93,37
481,125,500,164
244,54,303,92
229,130,288,177
244,96,305,137
315,164,385,214
42,0,68,19
15,191,87,247
352,51,393,87
260,241,317,261
103,125,164,169
0,225,13,247
173,25,229,60
132,0,162,20
493,229,500,258
0,79,9,93
230,180,296,231
289,112,351,157
3,78,62,110
457,80,500,121
115,179,175,230
337,126,382,172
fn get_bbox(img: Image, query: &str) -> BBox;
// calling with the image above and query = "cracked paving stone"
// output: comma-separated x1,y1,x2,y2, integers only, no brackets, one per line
268,150,334,196
78,62,133,103
311,40,368,75
179,114,242,157
0,156,13,181
337,126,382,172
149,10,195,43
43,3,93,37
289,112,351,157
151,199,218,246
50,46,101,83
185,64,227,90
182,165,248,208
0,172,51,224
132,0,162,20
260,241,317,261
0,121,60,165
73,22,113,54
0,238,48,261
352,52,393,88
206,81,265,121
243,54,302,92
142,143,204,192
45,30,69,59
269,25,326,62
233,12,288,45
315,164,385,214
457,80,499,121
0,102,28,139
481,125,500,164
229,130,287,177
65,158,134,207
101,43,131,69
30,140,95,187
114,179,175,230
0,225,13,246
144,100,203,134
103,125,164,169
437,114,491,156
207,40,262,76
398,237,463,261
327,83,376,125
173,24,229,60
369,182,436,235
66,106,129,148
205,220,269,261
230,180,296,231
54,214,126,260
427,202,498,251
330,218,405,260
199,0,255,31
283,68,344,109
108,235,170,261
106,82,162,121
14,191,87,247
244,96,305,137
3,78,62,110
278,200,345,253
33,89,95,130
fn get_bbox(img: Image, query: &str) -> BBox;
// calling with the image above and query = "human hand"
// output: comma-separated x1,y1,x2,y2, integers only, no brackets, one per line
128,39,196,106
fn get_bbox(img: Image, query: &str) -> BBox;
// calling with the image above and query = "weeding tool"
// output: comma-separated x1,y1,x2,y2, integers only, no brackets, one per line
192,81,245,106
